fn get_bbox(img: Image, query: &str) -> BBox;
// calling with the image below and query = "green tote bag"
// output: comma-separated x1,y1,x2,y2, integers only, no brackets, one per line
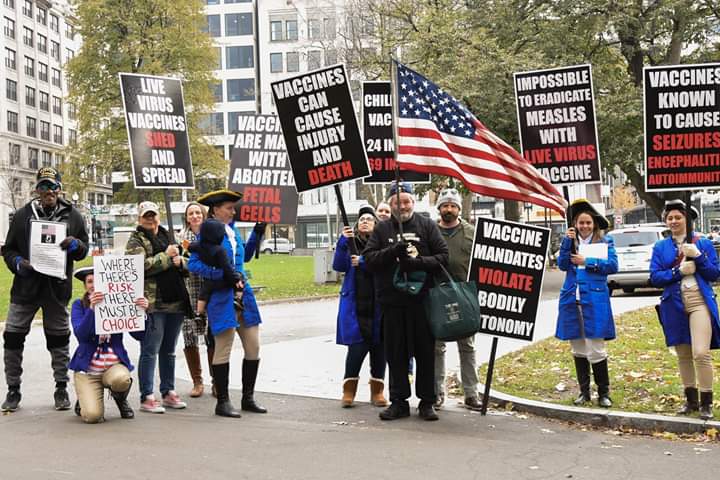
424,264,481,341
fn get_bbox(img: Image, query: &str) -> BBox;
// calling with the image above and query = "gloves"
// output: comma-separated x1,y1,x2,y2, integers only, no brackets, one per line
393,240,409,258
59,236,79,252
399,256,423,272
253,222,267,236
679,261,696,276
682,243,701,258
15,257,34,277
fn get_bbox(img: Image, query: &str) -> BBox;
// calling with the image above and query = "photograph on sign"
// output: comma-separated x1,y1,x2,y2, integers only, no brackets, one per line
93,255,146,334
119,73,194,189
514,64,601,186
228,114,298,224
643,63,720,192
29,220,67,279
468,217,550,341
270,64,371,192
361,81,429,184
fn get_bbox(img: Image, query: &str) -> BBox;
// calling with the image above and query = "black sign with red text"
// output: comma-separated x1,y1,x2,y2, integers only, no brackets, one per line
271,64,371,192
361,81,429,184
228,114,298,224
119,73,194,189
514,64,600,186
468,217,549,342
644,63,720,192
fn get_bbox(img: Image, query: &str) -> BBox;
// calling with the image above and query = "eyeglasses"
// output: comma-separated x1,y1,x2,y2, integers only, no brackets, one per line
37,183,60,192
358,215,376,223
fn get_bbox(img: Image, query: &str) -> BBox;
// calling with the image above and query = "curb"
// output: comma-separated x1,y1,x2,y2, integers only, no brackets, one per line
481,384,720,435
257,294,338,306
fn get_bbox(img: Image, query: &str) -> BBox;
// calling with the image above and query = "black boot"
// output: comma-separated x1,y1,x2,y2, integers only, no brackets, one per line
213,363,241,418
111,379,135,419
573,356,591,405
592,359,613,408
54,382,71,411
700,391,714,421
1,386,21,412
379,401,410,420
677,387,699,415
241,359,267,413
74,400,81,417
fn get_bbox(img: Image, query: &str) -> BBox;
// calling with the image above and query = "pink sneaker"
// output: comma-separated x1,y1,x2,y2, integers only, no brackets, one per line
162,391,187,409
140,396,165,414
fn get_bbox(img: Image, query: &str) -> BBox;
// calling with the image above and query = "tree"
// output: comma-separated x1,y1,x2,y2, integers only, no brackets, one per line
65,0,225,202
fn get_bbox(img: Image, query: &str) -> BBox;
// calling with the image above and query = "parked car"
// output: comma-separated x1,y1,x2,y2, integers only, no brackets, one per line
260,237,294,254
606,225,670,295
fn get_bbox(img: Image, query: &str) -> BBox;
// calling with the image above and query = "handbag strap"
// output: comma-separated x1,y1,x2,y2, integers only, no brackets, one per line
435,263,463,295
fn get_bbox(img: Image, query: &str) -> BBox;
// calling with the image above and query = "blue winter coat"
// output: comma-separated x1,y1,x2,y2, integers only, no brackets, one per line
649,236,720,349
556,235,618,341
188,222,261,335
68,299,143,372
332,235,382,346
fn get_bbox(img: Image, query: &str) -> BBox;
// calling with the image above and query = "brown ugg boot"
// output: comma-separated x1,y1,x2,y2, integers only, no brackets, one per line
341,378,359,408
369,378,389,407
184,346,204,398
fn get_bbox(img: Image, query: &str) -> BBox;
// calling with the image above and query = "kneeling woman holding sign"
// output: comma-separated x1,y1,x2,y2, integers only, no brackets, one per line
650,200,720,420
69,267,147,423
556,199,618,408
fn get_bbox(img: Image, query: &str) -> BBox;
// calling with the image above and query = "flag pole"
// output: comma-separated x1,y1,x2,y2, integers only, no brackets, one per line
334,184,358,255
390,58,404,238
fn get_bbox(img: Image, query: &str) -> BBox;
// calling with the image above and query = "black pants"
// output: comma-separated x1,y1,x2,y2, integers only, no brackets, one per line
382,302,435,405
344,342,386,379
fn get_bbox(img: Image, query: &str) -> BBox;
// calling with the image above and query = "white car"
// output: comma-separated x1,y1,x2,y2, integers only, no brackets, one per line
606,225,670,294
260,237,294,254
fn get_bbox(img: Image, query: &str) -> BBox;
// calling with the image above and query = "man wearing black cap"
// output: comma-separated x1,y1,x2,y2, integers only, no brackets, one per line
364,182,449,421
1,167,89,412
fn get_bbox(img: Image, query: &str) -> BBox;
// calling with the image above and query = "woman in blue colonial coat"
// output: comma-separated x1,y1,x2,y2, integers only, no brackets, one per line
556,199,618,408
187,190,266,418
650,200,720,420
333,204,387,408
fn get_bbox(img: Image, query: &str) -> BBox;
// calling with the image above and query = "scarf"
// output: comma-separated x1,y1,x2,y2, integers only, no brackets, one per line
353,233,376,344
138,226,186,304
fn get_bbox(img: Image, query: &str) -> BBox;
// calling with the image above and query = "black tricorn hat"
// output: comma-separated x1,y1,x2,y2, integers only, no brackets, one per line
662,199,699,220
73,266,94,282
567,198,609,230
197,189,243,207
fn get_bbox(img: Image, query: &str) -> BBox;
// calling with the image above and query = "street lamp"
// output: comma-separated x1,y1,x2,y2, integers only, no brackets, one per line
71,192,79,205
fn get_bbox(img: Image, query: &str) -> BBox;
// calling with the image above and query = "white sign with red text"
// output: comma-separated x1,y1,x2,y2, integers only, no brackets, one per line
93,255,146,334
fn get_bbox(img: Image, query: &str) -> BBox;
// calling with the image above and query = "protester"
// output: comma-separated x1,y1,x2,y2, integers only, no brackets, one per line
188,190,267,418
125,201,190,413
433,188,481,411
1,167,89,412
332,204,388,408
650,200,720,420
69,267,146,424
364,182,448,421
376,202,391,221
179,202,210,398
556,199,618,408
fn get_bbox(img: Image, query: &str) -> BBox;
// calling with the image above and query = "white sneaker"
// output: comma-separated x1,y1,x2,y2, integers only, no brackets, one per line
140,396,165,414
162,391,187,409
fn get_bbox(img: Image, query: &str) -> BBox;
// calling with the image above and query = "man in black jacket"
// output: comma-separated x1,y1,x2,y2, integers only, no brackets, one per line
1,167,89,412
364,182,448,421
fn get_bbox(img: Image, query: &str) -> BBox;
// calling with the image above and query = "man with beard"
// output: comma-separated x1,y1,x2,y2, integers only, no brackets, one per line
363,182,448,421
1,167,89,412
432,188,481,411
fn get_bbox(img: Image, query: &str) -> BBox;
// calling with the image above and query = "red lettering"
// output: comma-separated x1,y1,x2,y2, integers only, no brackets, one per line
478,267,534,292
145,131,176,148
307,161,354,186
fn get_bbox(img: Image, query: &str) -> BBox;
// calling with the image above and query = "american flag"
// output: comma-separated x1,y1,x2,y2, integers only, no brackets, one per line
393,61,567,215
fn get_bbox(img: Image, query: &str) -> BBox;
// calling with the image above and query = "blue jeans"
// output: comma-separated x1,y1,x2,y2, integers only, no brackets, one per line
344,342,386,379
138,312,184,400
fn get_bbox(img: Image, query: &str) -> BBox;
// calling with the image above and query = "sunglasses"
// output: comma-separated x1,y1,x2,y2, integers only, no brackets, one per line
37,183,60,192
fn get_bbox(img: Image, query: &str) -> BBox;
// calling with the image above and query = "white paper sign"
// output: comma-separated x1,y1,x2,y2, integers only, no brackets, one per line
579,243,608,260
29,220,67,279
93,255,146,334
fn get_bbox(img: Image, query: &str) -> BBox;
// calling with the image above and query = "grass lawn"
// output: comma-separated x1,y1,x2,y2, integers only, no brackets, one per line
479,305,720,417
0,254,339,320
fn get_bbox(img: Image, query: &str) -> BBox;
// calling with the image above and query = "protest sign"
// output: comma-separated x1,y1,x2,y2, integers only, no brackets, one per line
644,63,720,192
270,64,371,192
29,220,66,279
468,218,549,341
361,81,429,184
119,73,194,189
514,64,601,185
93,255,145,334
228,114,298,224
